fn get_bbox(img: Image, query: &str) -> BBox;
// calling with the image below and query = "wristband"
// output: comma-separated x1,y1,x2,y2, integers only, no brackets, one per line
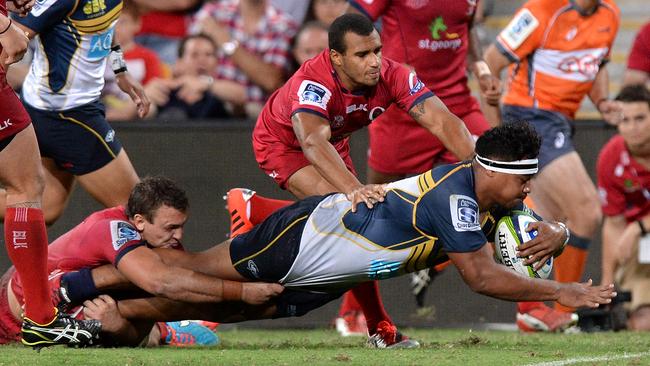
222,280,243,301
638,220,647,236
0,19,12,35
109,45,128,74
474,60,491,77
556,221,570,249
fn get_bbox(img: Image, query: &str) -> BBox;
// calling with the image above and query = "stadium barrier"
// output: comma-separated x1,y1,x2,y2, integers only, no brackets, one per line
0,119,616,328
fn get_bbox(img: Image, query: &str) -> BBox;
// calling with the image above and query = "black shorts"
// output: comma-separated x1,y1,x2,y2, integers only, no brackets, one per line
25,100,123,175
230,195,327,282
502,105,574,170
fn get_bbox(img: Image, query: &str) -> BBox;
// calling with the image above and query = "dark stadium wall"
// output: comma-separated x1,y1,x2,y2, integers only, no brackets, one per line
0,120,616,328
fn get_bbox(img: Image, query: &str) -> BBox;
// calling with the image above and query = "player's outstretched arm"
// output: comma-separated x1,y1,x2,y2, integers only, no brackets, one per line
408,96,475,161
447,243,615,307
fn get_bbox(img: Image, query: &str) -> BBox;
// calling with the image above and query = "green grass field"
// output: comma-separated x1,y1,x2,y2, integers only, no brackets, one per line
1,328,649,366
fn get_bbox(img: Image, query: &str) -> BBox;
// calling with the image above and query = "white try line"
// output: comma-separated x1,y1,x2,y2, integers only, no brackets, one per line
527,352,650,366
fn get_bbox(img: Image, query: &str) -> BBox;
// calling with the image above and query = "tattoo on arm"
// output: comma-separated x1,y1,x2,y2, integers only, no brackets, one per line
408,101,426,121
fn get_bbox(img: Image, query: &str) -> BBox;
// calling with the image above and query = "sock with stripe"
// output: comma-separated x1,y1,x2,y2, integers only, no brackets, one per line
5,207,55,325
553,234,590,313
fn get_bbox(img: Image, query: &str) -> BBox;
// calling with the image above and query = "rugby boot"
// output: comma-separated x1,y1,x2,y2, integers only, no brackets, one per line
224,188,256,238
367,320,420,349
516,304,579,332
21,309,101,348
162,321,220,347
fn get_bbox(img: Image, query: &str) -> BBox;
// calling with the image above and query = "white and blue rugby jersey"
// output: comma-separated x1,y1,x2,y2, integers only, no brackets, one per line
17,0,123,110
282,162,500,292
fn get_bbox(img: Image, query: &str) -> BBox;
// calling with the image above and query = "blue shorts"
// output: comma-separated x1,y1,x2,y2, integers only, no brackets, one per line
230,194,344,317
24,100,122,175
501,105,574,170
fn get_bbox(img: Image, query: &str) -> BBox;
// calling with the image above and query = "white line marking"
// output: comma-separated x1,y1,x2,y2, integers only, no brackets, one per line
527,352,650,366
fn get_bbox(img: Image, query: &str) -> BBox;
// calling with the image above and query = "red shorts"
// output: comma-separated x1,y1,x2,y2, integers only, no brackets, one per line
253,138,357,189
368,97,489,175
0,268,21,344
0,83,32,145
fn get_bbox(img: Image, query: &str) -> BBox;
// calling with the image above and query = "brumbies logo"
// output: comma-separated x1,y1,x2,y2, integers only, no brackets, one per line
297,80,331,109
110,220,141,250
449,194,480,232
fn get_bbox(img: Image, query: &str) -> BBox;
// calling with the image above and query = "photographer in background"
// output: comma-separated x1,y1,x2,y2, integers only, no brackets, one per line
597,84,650,331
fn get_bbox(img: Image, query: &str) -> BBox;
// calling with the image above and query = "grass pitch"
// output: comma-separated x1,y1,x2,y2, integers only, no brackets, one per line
1,328,649,365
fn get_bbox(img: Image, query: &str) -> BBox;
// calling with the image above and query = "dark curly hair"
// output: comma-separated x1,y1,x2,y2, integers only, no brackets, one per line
615,84,650,107
125,176,189,222
475,122,541,162
328,13,375,54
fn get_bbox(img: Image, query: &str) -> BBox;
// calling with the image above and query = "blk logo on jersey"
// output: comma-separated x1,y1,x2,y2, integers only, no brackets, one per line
297,80,331,109
110,220,141,250
449,194,480,232
0,118,13,130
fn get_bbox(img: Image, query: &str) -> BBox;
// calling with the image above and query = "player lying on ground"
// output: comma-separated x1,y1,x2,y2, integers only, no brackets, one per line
72,124,615,345
0,177,282,346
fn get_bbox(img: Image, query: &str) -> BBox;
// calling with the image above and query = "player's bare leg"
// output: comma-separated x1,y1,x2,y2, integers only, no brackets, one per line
77,149,139,207
0,125,100,347
286,165,338,199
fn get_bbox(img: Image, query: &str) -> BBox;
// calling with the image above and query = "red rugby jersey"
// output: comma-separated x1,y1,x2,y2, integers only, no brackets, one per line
597,135,650,222
253,50,433,151
349,0,477,107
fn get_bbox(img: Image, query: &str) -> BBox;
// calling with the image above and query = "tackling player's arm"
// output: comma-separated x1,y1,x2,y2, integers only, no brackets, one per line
407,96,475,161
291,112,386,210
0,13,29,67
446,243,616,308
116,246,283,305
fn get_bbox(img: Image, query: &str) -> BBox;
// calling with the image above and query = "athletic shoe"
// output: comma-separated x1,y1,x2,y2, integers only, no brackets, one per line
516,305,579,332
367,321,420,349
223,188,256,238
163,321,220,347
21,310,101,348
334,311,368,337
194,320,220,332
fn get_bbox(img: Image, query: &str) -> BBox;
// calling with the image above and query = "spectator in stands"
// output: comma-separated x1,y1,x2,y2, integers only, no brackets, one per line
623,22,650,88
133,0,204,66
271,0,310,24
192,0,298,118
598,85,650,331
304,0,349,27
145,34,240,120
103,7,164,122
290,21,329,71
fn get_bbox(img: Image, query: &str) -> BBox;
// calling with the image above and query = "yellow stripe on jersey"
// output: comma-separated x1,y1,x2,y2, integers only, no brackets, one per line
481,212,496,238
411,163,472,238
232,215,309,267
390,189,415,204
415,239,436,271
405,245,422,273
68,3,122,34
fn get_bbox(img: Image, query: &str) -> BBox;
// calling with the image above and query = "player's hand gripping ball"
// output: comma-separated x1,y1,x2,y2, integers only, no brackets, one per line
494,211,553,279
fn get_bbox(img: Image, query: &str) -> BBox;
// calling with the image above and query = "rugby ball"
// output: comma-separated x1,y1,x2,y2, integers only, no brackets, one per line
494,211,553,279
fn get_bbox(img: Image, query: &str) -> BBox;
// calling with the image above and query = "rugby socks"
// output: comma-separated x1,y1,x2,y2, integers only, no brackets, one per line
553,236,590,313
338,290,362,317
249,195,293,225
351,281,392,334
4,207,56,324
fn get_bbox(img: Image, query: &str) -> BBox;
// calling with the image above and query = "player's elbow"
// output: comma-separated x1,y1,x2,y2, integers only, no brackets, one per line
460,268,491,295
